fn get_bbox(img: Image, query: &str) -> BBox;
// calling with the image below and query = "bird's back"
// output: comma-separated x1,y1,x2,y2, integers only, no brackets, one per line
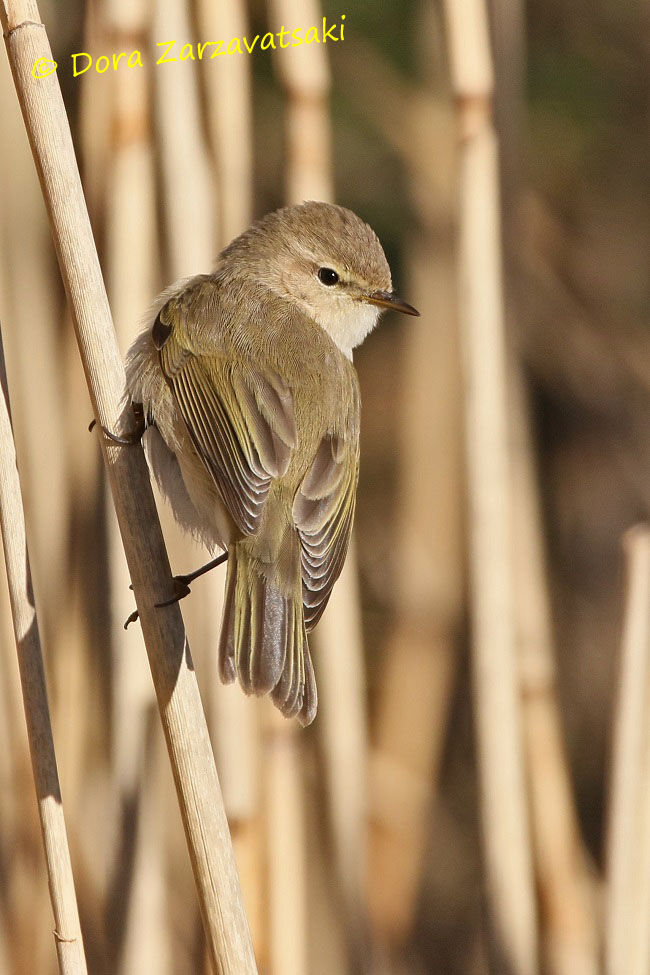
127,272,362,725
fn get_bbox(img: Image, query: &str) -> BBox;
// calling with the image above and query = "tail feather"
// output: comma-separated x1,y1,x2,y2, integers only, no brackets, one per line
218,545,318,725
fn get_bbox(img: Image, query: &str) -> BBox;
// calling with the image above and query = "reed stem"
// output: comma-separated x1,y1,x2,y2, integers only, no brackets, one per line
0,3,256,970
0,330,87,974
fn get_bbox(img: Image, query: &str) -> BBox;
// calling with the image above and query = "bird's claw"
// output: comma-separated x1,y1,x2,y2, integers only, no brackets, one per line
123,576,190,627
89,403,146,446
124,608,140,629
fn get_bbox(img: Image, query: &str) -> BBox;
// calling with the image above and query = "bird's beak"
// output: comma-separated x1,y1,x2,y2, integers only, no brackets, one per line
361,290,420,317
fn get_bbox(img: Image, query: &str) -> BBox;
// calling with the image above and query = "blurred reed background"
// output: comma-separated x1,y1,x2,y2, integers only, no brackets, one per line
0,0,648,972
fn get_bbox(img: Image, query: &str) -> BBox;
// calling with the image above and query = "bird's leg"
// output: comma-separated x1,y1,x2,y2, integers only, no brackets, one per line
89,401,147,446
155,551,229,607
124,553,229,629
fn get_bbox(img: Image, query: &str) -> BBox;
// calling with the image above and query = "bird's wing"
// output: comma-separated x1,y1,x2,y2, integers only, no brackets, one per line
293,433,358,629
155,305,297,537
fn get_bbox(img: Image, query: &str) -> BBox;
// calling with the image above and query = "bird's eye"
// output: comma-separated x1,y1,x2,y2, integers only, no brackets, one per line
317,267,339,286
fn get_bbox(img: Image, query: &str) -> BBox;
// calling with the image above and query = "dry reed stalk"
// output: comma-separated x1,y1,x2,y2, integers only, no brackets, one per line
0,331,86,973
606,526,650,975
0,522,59,973
368,231,462,942
48,583,90,844
339,23,468,938
368,627,455,940
152,0,265,959
150,0,220,673
303,757,352,975
0,30,66,650
102,0,155,800
332,24,465,946
328,48,463,938
268,1,368,966
0,3,256,971
195,0,252,244
268,0,333,203
510,362,599,975
209,678,265,964
0,543,22,822
101,0,169,965
442,0,538,971
489,1,598,965
78,0,111,225
0,117,35,971
152,0,215,279
118,722,172,975
264,703,308,975
313,545,368,939
53,310,102,825
0,44,80,972
105,0,157,346
271,0,369,956
58,3,110,842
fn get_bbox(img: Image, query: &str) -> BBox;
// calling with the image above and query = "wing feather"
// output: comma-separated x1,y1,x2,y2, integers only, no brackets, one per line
158,313,296,538
293,433,358,629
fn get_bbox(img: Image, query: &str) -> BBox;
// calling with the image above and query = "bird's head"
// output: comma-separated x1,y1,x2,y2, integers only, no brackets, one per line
221,201,419,359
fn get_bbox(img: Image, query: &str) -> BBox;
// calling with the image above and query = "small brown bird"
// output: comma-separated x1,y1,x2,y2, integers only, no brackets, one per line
126,202,418,724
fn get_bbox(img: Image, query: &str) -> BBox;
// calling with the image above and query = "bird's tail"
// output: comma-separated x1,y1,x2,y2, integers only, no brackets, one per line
218,543,317,725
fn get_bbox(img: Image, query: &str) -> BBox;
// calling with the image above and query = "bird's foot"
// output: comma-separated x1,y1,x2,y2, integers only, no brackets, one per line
123,578,189,628
89,402,147,446
155,576,193,608
155,552,229,607
123,552,229,626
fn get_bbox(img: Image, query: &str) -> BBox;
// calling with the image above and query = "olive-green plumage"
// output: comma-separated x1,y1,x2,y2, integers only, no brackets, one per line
126,202,418,725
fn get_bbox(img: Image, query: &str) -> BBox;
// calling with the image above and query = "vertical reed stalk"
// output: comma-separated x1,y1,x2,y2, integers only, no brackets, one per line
265,705,309,975
150,0,219,680
118,723,172,975
102,0,169,968
442,0,538,971
268,0,333,202
0,44,57,969
337,30,465,942
510,362,598,975
0,8,67,655
153,0,265,961
210,682,265,964
313,545,368,947
196,0,253,245
606,526,650,975
0,3,256,971
490,0,598,965
152,0,215,279
0,330,86,974
269,1,368,967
